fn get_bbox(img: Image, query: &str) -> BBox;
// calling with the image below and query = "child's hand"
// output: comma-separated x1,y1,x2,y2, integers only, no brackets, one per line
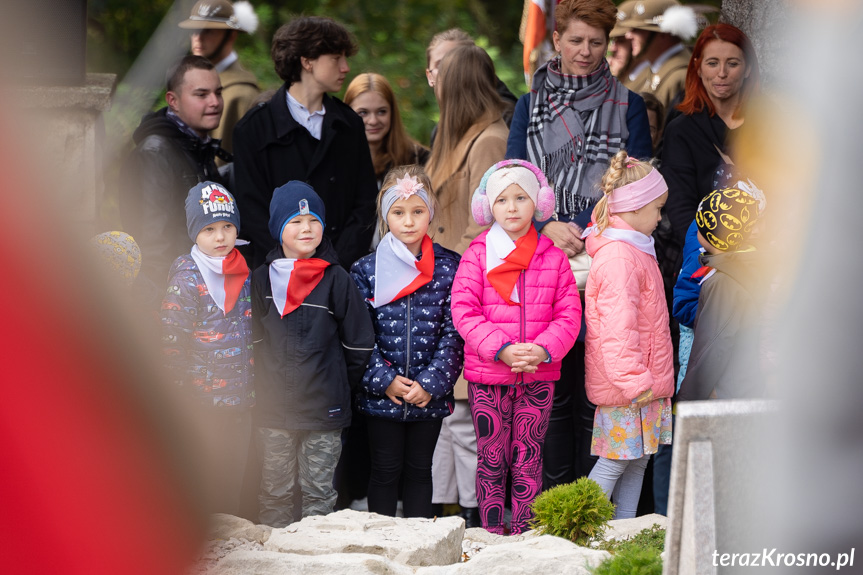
403,382,432,408
385,375,414,405
500,343,547,373
632,389,654,409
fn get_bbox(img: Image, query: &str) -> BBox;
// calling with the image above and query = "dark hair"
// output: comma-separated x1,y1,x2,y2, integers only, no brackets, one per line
677,24,761,119
166,55,215,93
271,16,358,84
555,0,618,39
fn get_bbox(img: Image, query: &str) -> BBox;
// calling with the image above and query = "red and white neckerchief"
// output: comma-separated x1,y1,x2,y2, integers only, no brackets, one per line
269,257,330,317
486,222,538,305
690,248,715,284
371,233,434,308
582,222,657,259
190,245,249,315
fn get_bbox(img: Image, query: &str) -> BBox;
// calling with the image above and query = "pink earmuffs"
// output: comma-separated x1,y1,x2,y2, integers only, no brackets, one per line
470,159,555,226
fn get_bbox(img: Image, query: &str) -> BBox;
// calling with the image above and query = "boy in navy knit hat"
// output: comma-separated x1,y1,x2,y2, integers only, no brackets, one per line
161,180,254,516
251,180,374,527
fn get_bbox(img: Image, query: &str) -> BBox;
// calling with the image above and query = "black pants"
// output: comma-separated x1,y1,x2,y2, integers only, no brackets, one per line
542,340,597,489
366,417,443,518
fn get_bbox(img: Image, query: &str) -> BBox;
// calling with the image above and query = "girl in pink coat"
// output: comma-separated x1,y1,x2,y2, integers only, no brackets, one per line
583,151,674,519
451,160,581,534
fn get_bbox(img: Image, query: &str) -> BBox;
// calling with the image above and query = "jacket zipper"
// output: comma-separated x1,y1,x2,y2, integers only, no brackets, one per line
404,293,411,420
519,270,525,385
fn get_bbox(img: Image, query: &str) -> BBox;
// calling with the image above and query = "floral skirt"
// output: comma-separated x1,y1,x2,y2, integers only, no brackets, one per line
591,398,672,459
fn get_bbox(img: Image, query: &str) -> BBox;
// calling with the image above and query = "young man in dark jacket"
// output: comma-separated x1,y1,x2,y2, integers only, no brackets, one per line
251,181,374,527
232,16,377,270
122,56,227,304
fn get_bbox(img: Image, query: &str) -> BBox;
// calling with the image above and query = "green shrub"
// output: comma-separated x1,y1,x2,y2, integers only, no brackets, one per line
592,546,663,575
530,477,615,546
598,524,666,555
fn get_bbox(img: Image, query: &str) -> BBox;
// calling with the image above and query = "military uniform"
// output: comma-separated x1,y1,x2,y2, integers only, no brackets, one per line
636,44,691,111
213,56,259,157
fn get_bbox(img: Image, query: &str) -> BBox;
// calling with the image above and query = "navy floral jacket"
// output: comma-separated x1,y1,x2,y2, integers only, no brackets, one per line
350,243,464,421
161,254,254,408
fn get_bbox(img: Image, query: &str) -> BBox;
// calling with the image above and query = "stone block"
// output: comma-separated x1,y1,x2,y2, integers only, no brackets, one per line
604,513,667,542
264,509,464,567
209,549,414,575
416,535,610,575
664,400,780,575
208,514,272,544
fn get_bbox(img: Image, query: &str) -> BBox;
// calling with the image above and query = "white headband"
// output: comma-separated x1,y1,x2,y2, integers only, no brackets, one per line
486,166,540,205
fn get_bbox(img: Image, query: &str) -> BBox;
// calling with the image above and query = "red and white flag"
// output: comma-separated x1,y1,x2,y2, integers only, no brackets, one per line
372,233,434,308
269,257,330,317
190,245,249,314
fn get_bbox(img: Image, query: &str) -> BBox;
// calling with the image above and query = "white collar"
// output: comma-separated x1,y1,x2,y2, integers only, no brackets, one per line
286,91,326,117
214,51,238,73
628,60,650,82
650,43,685,73
584,225,656,259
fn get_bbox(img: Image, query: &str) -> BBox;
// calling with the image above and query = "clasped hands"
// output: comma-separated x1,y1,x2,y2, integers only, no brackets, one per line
499,343,548,373
386,375,432,408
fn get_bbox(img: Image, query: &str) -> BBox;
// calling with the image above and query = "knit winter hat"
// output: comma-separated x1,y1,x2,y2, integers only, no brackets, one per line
695,186,760,251
89,231,142,287
268,181,326,241
185,181,241,241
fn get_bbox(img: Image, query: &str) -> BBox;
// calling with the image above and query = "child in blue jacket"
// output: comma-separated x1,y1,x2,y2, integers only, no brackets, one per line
350,165,464,518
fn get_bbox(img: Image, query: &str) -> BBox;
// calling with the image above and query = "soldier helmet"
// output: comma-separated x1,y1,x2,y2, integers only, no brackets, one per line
179,0,258,33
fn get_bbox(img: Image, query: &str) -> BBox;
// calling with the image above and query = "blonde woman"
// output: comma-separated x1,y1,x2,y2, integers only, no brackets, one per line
345,73,429,188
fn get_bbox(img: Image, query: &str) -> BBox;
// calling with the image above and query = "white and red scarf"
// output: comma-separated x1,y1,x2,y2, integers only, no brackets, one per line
190,245,249,315
582,223,657,259
269,257,330,317
372,233,434,308
485,223,538,305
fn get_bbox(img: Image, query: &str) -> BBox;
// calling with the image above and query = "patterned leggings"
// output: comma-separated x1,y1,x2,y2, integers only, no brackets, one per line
468,381,554,534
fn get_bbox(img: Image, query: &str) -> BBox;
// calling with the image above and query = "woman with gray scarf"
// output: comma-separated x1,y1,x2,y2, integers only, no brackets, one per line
506,0,652,492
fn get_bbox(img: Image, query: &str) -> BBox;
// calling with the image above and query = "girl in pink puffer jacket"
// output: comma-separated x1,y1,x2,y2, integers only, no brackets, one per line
451,160,581,534
583,151,674,519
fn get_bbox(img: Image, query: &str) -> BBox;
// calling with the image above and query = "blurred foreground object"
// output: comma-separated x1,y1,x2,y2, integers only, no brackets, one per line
0,110,203,574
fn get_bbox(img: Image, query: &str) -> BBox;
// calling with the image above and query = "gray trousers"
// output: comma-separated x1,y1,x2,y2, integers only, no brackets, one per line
431,399,478,508
256,427,342,528
588,455,650,519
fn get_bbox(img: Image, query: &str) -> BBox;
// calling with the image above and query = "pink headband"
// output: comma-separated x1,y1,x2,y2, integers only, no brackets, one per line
608,168,668,214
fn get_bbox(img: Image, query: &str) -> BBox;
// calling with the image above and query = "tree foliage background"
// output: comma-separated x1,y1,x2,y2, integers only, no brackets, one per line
88,0,530,145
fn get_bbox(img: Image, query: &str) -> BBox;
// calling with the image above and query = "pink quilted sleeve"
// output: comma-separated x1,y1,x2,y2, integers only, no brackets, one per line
591,254,655,400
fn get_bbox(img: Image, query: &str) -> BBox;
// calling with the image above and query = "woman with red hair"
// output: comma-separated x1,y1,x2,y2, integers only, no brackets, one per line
660,23,761,247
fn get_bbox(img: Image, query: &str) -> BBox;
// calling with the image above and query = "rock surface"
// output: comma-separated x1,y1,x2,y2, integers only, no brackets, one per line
264,509,464,566
208,514,272,544
416,536,610,575
603,513,667,542
191,512,670,574
209,550,414,575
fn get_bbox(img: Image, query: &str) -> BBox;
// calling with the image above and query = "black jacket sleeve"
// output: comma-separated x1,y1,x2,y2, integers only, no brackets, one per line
332,118,377,268
330,266,375,388
232,118,276,269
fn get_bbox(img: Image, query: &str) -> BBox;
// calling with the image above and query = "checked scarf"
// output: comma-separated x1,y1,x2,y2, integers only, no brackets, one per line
527,57,630,218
